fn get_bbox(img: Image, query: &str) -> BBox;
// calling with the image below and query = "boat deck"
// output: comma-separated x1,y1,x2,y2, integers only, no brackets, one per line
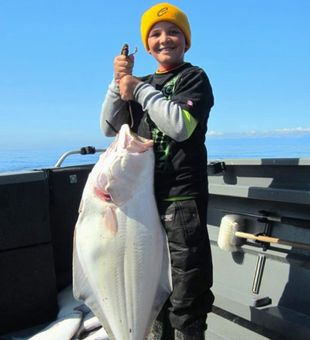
1,159,310,339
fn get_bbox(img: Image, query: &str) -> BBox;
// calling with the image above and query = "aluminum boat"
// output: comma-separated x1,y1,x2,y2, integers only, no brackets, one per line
1,149,309,339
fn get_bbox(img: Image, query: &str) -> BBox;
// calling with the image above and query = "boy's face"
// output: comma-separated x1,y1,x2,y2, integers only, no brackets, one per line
147,21,187,71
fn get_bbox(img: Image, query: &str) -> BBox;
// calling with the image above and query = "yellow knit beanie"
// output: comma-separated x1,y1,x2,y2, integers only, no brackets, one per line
140,2,191,51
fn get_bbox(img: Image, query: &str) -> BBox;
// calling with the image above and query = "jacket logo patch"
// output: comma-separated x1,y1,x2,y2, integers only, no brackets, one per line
161,214,174,222
187,99,194,107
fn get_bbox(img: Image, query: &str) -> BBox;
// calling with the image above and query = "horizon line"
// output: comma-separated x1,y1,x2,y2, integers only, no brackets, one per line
207,127,310,138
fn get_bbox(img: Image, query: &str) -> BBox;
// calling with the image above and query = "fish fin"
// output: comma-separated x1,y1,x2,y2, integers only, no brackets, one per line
73,230,115,339
72,230,92,302
26,312,82,340
78,199,84,213
103,207,118,235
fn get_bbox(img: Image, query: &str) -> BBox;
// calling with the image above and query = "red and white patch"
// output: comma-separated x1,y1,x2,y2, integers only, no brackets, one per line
94,187,112,202
186,99,194,107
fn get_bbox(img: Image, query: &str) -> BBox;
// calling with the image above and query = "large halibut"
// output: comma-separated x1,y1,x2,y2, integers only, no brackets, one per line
73,124,172,340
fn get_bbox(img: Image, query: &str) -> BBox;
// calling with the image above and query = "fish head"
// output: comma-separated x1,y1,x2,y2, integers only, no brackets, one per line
93,124,154,206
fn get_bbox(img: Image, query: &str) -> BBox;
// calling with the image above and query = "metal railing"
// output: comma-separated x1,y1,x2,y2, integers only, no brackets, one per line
54,146,105,168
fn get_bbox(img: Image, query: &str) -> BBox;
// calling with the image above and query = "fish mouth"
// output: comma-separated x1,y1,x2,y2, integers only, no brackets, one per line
124,134,153,153
94,187,113,203
118,125,153,153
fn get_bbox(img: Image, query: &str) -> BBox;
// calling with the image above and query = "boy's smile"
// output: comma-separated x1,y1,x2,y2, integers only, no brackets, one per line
147,21,188,72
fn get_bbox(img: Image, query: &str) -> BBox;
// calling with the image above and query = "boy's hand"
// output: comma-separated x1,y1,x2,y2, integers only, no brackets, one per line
114,54,134,82
119,75,141,101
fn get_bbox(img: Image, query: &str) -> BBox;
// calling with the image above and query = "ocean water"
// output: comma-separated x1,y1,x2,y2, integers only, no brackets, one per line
0,134,309,173
207,134,310,160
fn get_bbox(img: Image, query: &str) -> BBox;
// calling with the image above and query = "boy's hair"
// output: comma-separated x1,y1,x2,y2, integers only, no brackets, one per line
140,2,191,51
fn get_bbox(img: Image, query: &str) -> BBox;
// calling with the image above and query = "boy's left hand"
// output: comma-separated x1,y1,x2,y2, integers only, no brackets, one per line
119,75,141,101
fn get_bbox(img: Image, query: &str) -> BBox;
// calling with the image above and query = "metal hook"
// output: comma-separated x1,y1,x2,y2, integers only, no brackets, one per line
130,47,138,56
121,44,138,57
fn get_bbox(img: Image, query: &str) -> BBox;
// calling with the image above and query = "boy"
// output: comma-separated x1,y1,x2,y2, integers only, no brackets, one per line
100,3,214,339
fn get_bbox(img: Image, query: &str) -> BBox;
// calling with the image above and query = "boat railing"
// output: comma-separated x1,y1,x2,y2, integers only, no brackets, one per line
54,146,105,168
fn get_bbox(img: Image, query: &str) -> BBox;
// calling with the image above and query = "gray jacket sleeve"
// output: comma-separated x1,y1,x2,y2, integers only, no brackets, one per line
133,82,190,142
99,79,128,136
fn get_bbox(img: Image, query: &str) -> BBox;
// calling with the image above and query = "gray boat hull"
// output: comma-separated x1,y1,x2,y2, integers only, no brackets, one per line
1,158,309,339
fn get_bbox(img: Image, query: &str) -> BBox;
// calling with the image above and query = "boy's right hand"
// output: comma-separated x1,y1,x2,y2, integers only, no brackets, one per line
114,54,134,83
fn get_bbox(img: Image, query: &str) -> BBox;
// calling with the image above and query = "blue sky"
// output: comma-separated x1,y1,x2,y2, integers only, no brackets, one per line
1,0,309,149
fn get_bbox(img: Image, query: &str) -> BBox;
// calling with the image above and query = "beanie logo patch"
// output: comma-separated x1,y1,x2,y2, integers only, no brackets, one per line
157,7,168,17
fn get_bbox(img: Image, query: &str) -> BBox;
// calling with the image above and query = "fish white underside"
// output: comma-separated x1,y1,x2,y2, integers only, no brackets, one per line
15,286,84,340
26,313,82,340
11,286,107,340
74,185,171,339
73,129,172,340
82,327,109,340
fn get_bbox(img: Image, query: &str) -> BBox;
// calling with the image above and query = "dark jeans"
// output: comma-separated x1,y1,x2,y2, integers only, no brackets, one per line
155,197,214,336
